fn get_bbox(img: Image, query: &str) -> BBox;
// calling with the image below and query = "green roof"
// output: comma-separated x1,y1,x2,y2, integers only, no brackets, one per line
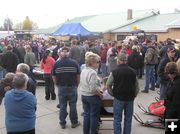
166,18,180,28
111,13,180,33
37,9,158,34
81,9,158,32
66,15,96,23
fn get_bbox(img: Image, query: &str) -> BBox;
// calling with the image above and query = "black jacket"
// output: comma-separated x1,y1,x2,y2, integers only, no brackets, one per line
0,78,13,105
1,51,19,72
52,46,60,61
13,47,24,63
27,77,36,96
112,64,136,101
159,45,172,58
157,56,171,84
165,76,180,119
127,51,143,69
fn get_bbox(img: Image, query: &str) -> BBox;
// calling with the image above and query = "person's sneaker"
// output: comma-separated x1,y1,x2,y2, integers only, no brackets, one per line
45,96,50,100
60,124,66,129
71,121,80,128
141,90,149,93
149,88,155,91
51,95,56,100
99,118,102,124
56,104,60,109
155,84,160,88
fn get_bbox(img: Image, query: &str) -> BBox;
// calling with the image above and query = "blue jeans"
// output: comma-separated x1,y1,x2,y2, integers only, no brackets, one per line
156,76,161,86
100,63,108,77
58,86,78,125
160,83,168,99
81,95,101,134
7,128,35,134
113,98,133,134
0,69,5,80
144,65,155,91
135,68,142,78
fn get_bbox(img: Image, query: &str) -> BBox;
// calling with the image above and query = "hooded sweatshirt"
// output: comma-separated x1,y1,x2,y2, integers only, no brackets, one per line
4,89,36,132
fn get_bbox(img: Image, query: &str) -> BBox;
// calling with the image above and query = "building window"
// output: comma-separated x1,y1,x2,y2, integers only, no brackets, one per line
146,34,158,41
117,35,127,41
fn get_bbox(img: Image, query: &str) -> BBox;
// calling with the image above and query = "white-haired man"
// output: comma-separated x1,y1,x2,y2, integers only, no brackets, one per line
16,63,36,95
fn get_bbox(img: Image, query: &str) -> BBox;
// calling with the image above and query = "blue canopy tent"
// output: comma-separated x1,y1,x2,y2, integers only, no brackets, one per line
52,23,98,37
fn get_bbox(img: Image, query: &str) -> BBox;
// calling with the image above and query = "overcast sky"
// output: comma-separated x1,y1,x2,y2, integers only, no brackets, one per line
0,0,180,29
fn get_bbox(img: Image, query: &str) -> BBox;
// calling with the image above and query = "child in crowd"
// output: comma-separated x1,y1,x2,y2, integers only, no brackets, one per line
0,73,15,105
100,77,114,115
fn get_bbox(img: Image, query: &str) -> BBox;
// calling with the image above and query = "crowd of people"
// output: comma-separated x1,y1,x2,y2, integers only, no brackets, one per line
0,36,180,134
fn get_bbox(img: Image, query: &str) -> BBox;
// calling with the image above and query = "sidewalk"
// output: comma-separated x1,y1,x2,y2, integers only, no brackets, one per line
0,77,165,134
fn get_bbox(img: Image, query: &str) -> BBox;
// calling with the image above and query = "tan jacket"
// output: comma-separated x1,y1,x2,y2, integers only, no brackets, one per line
144,46,159,65
24,52,36,67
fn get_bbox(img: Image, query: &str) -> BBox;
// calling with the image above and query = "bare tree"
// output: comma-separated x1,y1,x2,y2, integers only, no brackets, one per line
3,17,13,31
14,22,23,30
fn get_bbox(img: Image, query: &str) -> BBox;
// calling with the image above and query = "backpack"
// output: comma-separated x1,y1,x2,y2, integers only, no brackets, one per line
148,100,165,118
137,99,165,118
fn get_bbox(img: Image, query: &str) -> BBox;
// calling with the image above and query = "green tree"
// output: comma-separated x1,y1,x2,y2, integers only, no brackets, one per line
23,16,33,30
22,16,38,30
3,17,13,31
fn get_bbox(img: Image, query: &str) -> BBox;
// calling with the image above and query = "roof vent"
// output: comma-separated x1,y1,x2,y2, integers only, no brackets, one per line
127,9,133,20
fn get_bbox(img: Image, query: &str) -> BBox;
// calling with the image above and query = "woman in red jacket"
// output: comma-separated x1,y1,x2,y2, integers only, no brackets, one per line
40,50,56,100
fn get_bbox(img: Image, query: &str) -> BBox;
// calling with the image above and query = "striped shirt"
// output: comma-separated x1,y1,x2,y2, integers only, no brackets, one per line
52,57,80,86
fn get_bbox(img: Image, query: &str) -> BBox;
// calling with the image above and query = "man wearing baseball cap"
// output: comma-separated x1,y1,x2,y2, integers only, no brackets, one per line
158,46,177,99
106,52,137,134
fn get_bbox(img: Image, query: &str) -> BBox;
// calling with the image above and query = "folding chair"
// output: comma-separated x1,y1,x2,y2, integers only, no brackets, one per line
99,99,114,130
